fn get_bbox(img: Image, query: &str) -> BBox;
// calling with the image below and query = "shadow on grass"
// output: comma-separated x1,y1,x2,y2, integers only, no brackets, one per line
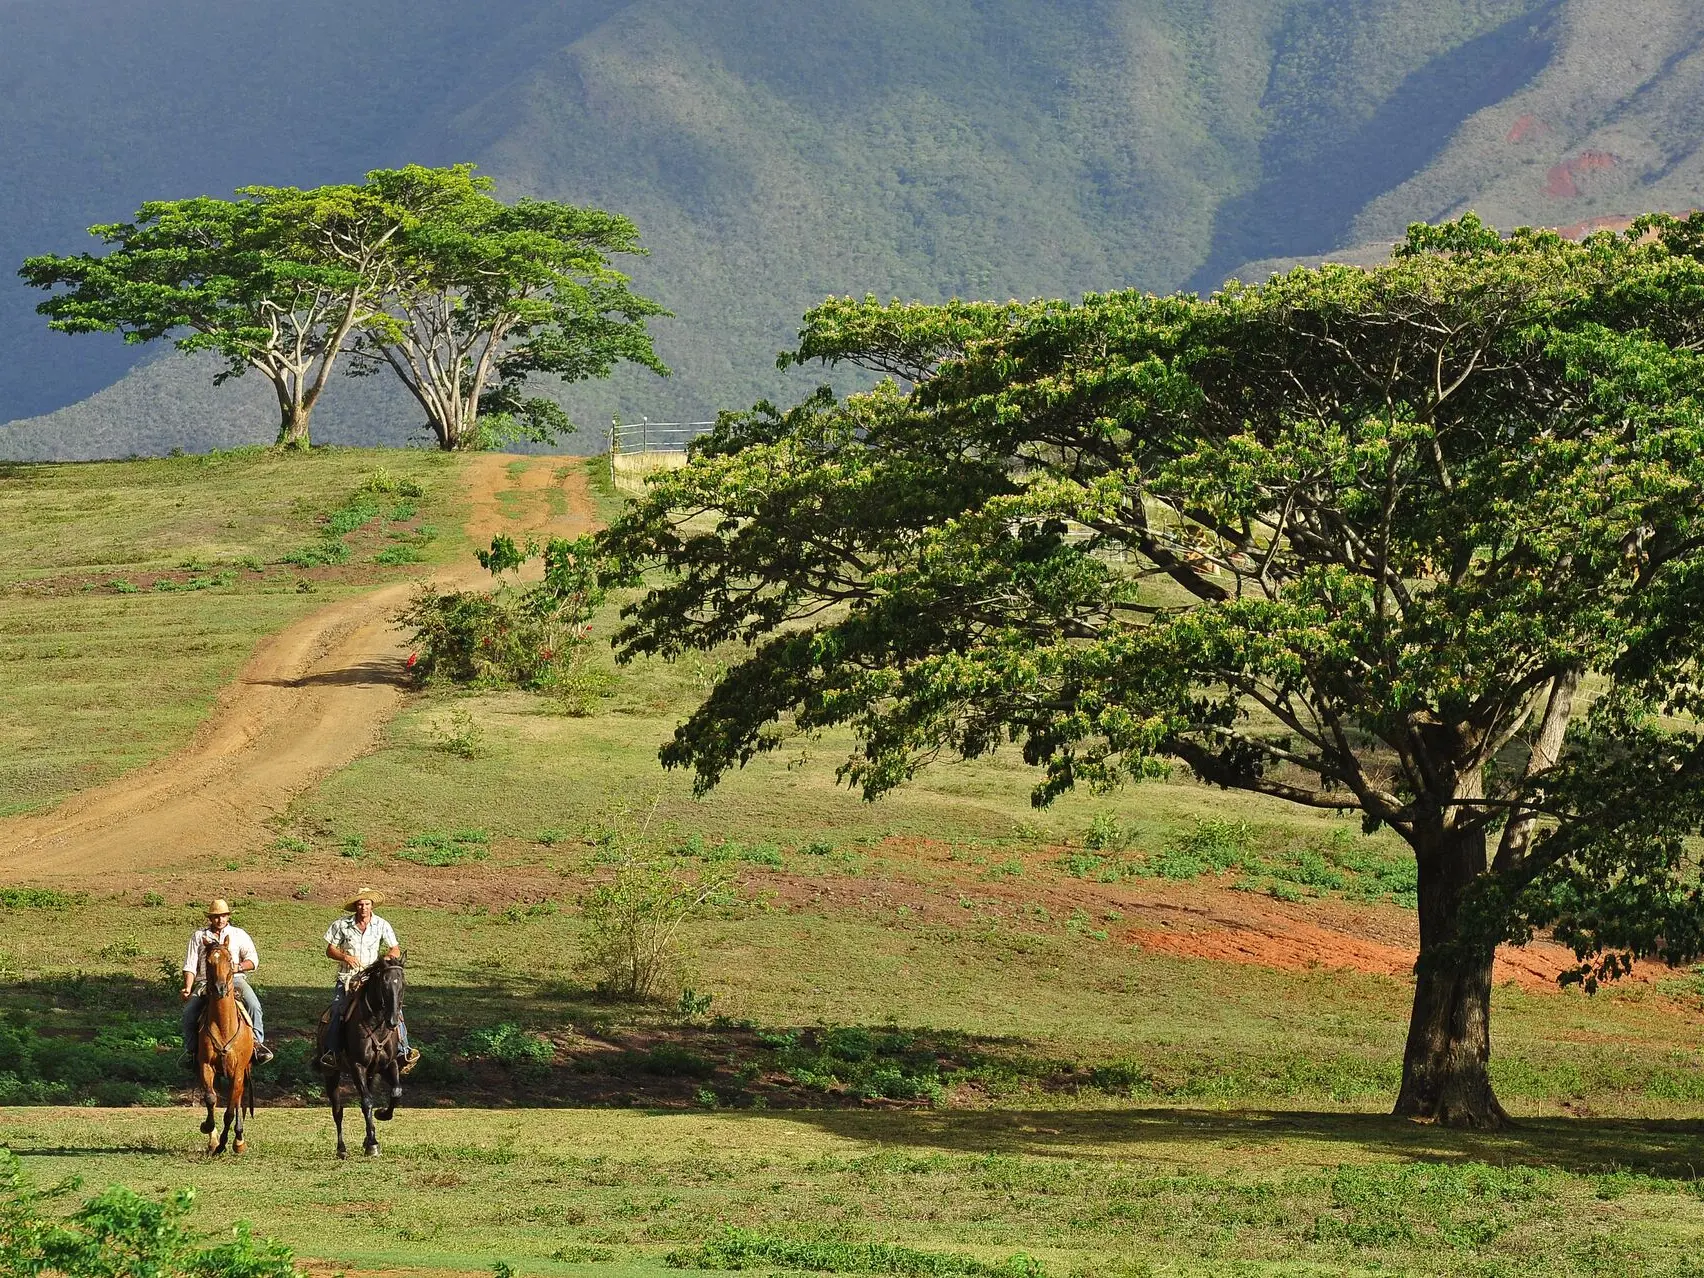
760,1106,1704,1178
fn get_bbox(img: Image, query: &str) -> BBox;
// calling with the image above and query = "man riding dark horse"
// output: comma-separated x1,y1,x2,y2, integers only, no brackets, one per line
180,898,273,1066
319,888,419,1070
319,888,419,1158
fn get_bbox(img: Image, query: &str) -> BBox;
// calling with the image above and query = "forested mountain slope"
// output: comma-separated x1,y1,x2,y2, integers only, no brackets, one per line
3,0,1699,459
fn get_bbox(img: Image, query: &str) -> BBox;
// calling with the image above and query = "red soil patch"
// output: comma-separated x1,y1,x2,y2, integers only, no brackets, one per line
1507,114,1549,144
1128,918,1664,993
1545,150,1621,199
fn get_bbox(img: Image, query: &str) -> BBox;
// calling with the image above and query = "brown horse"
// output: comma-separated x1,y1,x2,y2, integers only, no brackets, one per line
321,953,407,1159
195,939,255,1155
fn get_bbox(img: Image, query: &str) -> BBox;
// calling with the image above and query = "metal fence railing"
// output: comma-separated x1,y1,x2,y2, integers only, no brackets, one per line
608,417,716,456
607,417,716,491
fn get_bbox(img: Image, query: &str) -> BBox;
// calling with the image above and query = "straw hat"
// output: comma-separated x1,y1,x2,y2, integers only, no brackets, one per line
344,888,382,911
207,899,232,918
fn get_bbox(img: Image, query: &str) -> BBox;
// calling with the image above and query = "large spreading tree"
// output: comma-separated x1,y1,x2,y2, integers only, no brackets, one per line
20,182,403,448
348,165,668,450
602,215,1704,1126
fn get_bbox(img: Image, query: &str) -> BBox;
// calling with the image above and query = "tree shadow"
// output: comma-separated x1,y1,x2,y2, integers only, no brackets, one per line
245,660,407,690
748,1106,1704,1178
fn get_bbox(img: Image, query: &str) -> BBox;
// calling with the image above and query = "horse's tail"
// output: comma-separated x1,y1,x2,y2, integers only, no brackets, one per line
245,1068,255,1118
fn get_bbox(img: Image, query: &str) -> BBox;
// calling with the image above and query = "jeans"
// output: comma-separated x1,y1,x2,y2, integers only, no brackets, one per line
325,981,410,1057
182,975,263,1051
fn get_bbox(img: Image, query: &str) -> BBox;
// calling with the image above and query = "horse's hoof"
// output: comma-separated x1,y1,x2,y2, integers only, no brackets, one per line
336,1147,348,1161
233,1141,245,1156
364,1147,380,1157
377,1108,393,1122
199,1119,215,1134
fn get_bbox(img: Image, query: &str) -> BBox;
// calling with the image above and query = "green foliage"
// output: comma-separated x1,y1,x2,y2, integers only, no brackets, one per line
19,181,406,447
760,1026,950,1104
0,888,83,910
462,1023,555,1079
346,164,668,450
0,1012,178,1105
359,467,423,498
396,829,489,866
0,1152,299,1278
401,533,606,696
668,1227,1045,1277
605,215,1704,1117
578,857,735,1001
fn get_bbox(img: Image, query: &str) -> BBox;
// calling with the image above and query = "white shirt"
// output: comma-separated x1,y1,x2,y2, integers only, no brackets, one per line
182,924,259,983
325,913,399,985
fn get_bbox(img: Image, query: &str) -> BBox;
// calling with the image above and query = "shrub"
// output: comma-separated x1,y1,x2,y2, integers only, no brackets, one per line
373,544,426,565
463,1023,554,1079
0,887,83,909
397,830,489,867
579,859,735,1001
278,539,350,568
398,534,604,692
0,1152,300,1278
1083,811,1129,852
361,468,424,498
430,708,485,758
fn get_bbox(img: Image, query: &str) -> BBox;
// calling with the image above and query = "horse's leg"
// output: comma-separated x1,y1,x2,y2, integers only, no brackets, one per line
216,1084,233,1155
378,1042,400,1120
231,1059,247,1155
354,1063,379,1156
199,1056,218,1147
328,1071,348,1160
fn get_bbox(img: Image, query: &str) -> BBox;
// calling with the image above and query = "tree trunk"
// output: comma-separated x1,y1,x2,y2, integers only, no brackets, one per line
276,401,312,450
1393,824,1508,1127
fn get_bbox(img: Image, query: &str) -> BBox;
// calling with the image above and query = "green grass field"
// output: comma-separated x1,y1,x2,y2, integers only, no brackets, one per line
7,452,1704,1277
9,1106,1704,1277
0,447,466,815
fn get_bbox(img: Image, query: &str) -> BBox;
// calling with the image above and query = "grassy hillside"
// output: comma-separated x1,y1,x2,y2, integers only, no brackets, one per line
6,459,1704,1276
0,448,465,814
1,0,1596,459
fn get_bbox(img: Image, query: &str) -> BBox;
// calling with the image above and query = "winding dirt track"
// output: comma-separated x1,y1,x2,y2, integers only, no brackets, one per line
0,454,595,879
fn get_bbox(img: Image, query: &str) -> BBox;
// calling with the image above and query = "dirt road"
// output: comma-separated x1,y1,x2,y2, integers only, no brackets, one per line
0,454,596,878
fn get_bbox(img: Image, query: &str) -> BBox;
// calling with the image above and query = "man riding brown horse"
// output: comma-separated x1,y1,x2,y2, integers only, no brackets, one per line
180,899,273,1065
194,935,256,1154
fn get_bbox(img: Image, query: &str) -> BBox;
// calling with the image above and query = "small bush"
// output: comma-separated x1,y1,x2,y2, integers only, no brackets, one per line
1084,811,1129,852
399,534,603,691
0,1153,301,1278
397,830,489,867
430,708,485,758
0,887,84,909
463,1023,554,1079
279,539,350,568
361,468,424,498
373,544,426,565
324,498,382,537
579,859,735,1001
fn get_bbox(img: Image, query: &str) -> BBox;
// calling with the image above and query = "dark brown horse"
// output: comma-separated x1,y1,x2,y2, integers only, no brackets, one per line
321,953,407,1158
196,940,255,1155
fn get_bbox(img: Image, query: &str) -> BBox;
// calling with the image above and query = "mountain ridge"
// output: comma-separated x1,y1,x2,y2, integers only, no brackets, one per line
5,0,1701,460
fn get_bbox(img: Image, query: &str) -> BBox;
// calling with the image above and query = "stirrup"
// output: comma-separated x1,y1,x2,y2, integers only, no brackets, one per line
253,1041,275,1064
400,1047,421,1075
